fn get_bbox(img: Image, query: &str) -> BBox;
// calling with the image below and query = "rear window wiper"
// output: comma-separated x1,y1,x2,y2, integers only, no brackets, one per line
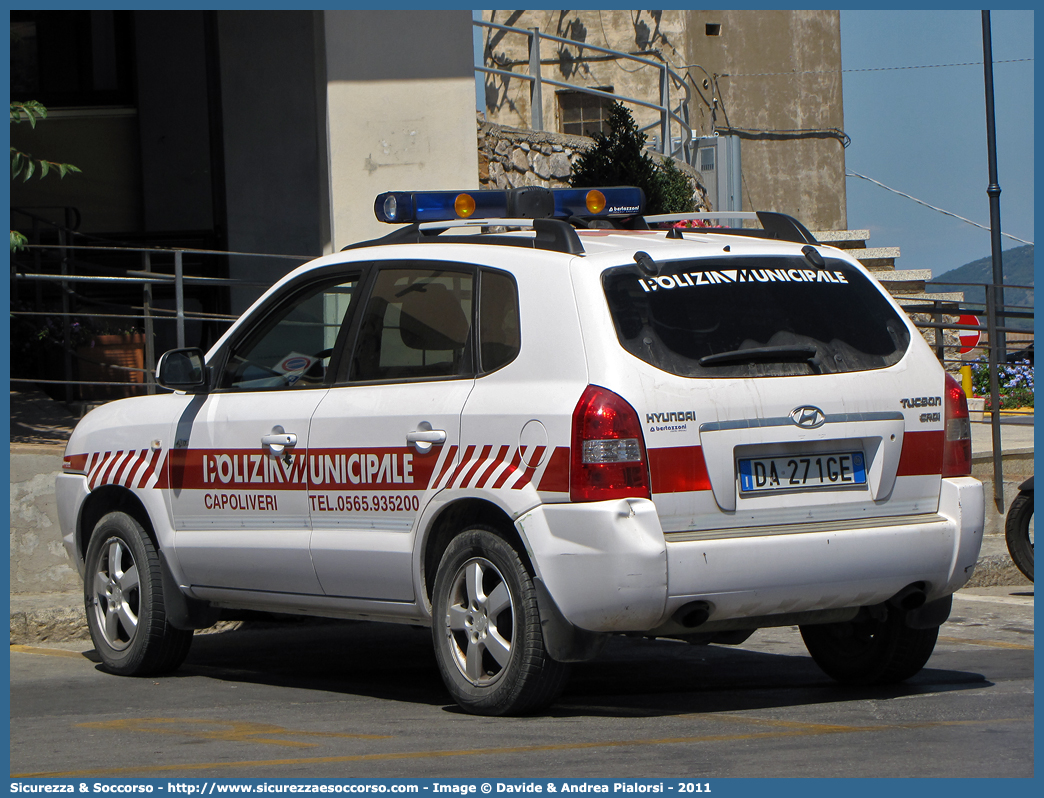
699,344,820,367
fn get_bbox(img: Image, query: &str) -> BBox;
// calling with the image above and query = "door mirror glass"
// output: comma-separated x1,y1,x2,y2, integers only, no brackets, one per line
156,348,207,391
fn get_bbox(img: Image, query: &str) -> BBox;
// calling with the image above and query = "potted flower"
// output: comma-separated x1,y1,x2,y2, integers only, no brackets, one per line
970,356,1035,415
76,323,146,400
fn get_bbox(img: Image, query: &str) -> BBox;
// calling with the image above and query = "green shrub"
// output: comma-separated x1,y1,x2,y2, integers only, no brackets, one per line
569,102,697,215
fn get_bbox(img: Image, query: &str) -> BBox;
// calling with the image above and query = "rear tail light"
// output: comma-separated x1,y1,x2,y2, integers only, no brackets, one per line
570,385,650,502
942,372,972,477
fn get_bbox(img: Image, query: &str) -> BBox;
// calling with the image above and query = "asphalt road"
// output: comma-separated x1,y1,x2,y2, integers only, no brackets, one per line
10,587,1033,780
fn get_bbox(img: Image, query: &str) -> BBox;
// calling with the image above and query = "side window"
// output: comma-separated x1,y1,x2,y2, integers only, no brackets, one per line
351,267,473,382
220,275,359,391
479,269,520,373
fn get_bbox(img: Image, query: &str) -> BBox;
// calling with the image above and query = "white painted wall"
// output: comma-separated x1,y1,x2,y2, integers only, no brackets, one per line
323,11,480,250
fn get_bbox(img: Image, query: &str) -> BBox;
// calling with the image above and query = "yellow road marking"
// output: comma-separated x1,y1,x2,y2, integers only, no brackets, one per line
939,635,1033,651
10,644,91,660
14,717,1031,778
76,718,392,749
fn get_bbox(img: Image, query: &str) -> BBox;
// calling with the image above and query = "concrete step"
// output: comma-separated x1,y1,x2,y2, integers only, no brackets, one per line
813,229,870,249
851,246,901,270
872,268,931,293
897,291,965,304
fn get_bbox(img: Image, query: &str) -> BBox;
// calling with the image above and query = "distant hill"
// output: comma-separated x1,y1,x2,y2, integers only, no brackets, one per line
927,244,1033,329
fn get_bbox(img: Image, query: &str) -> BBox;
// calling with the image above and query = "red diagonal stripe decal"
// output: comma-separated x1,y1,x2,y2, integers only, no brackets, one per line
135,447,161,488
512,446,546,489
89,452,115,489
459,444,492,488
99,451,126,486
444,445,477,489
87,452,108,489
430,445,459,490
474,445,511,489
491,448,523,490
116,451,143,486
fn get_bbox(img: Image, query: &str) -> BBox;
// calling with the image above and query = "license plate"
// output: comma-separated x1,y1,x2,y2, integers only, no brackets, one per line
738,452,866,493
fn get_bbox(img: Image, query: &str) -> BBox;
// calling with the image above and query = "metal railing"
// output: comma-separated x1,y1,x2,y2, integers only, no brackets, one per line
10,218,309,404
476,19,696,165
902,282,1034,511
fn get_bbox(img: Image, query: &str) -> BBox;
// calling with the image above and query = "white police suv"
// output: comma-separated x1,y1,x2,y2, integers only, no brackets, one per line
57,186,984,715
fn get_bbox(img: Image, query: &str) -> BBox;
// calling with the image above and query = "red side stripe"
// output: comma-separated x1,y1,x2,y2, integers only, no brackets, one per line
536,446,570,493
896,430,944,476
648,446,712,494
63,453,89,472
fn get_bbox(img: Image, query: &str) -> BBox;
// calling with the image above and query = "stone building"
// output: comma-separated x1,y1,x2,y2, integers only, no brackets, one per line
479,10,847,230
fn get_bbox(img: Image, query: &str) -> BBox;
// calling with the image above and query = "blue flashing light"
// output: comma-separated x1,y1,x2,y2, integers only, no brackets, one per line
373,187,645,224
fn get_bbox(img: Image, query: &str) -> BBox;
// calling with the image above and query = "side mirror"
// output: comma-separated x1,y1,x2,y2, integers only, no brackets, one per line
156,348,208,392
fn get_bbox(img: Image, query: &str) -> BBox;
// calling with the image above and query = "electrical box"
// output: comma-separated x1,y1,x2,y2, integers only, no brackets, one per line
694,135,742,225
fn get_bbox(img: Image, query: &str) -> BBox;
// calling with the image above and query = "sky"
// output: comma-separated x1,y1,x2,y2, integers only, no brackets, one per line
839,9,1034,280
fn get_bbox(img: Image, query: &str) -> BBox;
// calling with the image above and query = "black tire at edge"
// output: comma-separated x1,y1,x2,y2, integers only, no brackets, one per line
799,606,939,686
1005,491,1034,582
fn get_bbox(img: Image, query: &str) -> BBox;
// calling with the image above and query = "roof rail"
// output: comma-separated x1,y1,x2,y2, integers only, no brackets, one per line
644,211,818,245
341,206,817,254
342,217,585,255
755,212,818,244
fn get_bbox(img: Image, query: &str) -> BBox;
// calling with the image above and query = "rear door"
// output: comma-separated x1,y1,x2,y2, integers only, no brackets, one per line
598,253,945,534
307,263,476,601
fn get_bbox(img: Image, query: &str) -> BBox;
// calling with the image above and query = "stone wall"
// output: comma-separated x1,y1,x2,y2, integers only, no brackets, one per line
10,446,81,594
478,121,590,190
477,118,709,208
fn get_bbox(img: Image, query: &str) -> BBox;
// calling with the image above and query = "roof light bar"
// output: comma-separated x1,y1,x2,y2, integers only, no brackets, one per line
374,186,645,224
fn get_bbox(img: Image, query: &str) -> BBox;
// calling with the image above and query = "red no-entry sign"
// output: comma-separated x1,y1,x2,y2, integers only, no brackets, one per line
958,315,981,354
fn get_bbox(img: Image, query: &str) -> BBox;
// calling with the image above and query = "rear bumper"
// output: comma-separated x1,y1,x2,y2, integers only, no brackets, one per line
520,477,984,633
663,476,983,625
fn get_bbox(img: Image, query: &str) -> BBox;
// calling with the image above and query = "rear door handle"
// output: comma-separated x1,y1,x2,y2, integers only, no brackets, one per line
406,422,446,454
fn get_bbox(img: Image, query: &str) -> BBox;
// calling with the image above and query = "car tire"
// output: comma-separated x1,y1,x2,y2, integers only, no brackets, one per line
799,607,938,686
1005,491,1033,582
84,511,193,676
431,526,569,715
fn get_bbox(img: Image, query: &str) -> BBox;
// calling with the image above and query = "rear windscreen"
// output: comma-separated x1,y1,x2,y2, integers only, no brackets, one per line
602,256,911,378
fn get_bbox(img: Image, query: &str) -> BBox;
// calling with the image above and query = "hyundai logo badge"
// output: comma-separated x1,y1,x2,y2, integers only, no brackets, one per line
790,406,826,429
